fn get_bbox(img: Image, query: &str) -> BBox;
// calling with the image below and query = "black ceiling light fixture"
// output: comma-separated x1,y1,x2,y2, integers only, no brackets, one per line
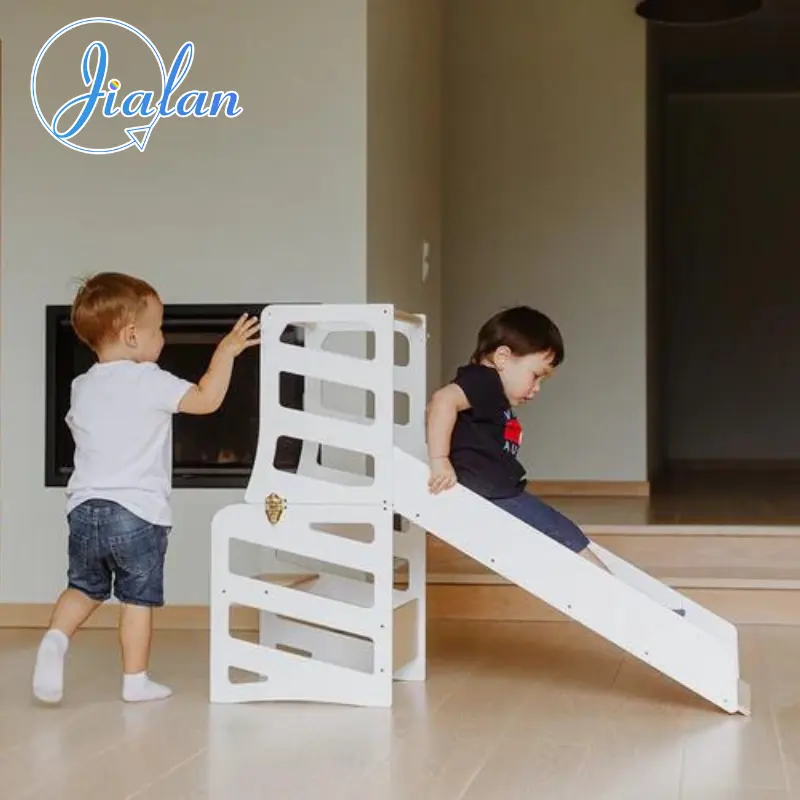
635,0,763,25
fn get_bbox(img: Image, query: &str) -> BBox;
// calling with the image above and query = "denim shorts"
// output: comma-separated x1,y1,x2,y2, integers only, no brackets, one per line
491,490,591,553
67,499,170,607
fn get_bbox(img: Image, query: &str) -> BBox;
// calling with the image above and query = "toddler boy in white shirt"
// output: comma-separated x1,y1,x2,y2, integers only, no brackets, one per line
32,272,259,704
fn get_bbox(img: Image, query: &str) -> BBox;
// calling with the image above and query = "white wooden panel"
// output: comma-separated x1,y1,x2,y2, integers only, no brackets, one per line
588,543,738,650
246,303,394,506
212,301,748,713
210,634,392,707
390,312,427,681
212,304,427,707
392,447,749,715
222,573,378,639
214,504,387,575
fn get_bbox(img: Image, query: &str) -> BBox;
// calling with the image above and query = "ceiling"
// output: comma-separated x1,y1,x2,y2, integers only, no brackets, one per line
654,0,800,92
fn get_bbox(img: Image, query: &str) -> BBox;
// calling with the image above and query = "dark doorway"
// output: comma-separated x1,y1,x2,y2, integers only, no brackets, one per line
648,4,800,486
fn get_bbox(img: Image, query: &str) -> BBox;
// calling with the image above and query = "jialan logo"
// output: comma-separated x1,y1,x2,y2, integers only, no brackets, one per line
30,17,243,155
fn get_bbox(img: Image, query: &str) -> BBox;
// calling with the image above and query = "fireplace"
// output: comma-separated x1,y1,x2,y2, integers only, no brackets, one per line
45,304,305,488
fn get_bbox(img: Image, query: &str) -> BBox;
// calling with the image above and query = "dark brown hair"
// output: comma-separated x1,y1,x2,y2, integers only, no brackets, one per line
471,306,564,366
71,272,159,350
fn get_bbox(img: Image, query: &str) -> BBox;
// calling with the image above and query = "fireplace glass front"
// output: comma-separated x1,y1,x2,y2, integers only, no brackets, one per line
45,304,304,488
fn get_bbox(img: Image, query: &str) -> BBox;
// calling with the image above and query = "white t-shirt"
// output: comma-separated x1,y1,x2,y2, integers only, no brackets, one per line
65,360,194,526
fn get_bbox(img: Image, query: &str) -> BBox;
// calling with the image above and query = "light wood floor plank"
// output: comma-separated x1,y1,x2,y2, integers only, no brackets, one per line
2,623,800,797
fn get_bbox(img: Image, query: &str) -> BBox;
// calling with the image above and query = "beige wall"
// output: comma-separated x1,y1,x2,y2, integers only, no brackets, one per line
0,0,644,608
366,0,443,390
442,0,648,482
0,1,372,604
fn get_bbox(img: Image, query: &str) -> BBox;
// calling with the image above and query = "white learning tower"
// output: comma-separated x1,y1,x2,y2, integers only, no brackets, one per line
209,303,751,715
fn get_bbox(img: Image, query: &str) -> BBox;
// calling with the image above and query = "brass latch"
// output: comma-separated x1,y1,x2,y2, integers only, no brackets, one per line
265,492,286,525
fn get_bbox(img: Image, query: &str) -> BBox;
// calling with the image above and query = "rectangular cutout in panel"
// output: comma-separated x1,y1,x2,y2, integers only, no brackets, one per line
394,331,410,366
393,599,419,672
274,435,303,472
228,603,259,637
228,665,266,685
224,600,375,675
227,540,267,587
324,330,375,362
272,437,375,486
279,324,376,363
392,512,424,593
260,611,375,674
314,443,375,482
394,391,410,426
392,558,411,591
228,537,377,609
393,513,413,533
280,372,374,427
310,522,375,544
276,643,312,659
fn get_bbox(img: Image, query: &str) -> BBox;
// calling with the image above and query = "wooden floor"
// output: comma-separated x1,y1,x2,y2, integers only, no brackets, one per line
544,468,800,530
0,621,799,799
4,469,800,797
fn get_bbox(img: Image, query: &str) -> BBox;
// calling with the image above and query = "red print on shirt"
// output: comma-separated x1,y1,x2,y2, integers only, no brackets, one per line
504,416,522,447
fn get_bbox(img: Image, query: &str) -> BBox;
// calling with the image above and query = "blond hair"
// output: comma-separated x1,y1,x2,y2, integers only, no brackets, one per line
71,272,159,350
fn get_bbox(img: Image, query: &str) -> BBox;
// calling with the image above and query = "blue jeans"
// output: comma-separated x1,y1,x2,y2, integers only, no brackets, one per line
492,491,591,553
67,499,170,607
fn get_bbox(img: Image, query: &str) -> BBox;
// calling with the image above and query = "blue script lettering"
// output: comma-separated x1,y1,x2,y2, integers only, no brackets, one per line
51,41,109,139
208,92,241,117
32,18,243,155
176,91,209,116
121,90,157,117
52,41,159,139
160,43,242,119
102,83,120,117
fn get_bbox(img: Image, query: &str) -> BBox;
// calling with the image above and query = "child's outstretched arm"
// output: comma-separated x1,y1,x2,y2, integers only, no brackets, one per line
425,383,469,493
179,313,260,415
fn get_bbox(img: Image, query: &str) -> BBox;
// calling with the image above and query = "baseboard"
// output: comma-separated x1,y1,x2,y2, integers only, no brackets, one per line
0,603,258,631
527,480,650,497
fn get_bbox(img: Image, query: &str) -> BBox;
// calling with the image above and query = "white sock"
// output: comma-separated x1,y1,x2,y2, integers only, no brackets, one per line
122,671,172,703
33,629,70,704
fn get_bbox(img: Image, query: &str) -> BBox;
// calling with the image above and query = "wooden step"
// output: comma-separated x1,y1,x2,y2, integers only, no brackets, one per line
655,567,800,590
529,489,800,532
423,566,800,626
252,573,319,588
425,582,800,625
426,528,800,577
584,523,800,536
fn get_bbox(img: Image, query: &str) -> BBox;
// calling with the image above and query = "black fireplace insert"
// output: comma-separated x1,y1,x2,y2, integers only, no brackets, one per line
44,303,304,488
